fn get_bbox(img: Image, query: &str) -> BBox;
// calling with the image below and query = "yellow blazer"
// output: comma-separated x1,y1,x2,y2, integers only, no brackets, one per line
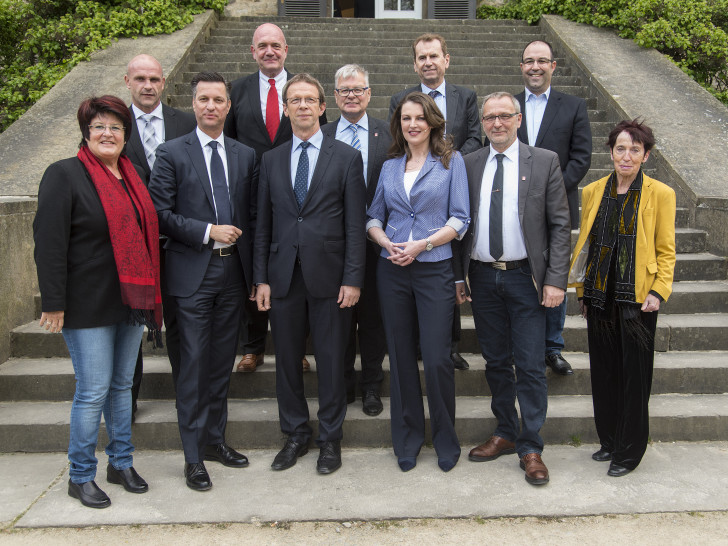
568,173,676,303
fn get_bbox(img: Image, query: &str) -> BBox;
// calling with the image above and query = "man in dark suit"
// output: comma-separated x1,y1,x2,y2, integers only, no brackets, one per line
388,33,481,371
148,72,257,491
224,23,325,374
321,64,391,417
124,54,196,415
515,40,593,376
255,74,366,475
454,92,570,486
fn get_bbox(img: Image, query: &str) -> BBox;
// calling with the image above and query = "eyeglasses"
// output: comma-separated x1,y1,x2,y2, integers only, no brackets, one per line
335,87,369,97
286,97,320,106
89,124,124,134
521,58,554,67
482,113,519,124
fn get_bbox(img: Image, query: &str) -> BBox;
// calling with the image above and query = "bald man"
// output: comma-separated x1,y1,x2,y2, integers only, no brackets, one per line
124,54,196,416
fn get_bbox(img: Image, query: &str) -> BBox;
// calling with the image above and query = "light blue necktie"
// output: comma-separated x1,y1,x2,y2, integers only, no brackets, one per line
349,124,361,151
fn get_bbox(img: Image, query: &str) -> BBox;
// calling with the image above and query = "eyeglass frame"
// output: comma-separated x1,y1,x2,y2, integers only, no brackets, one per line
521,57,555,68
285,96,322,106
88,124,125,134
481,113,520,124
334,87,370,97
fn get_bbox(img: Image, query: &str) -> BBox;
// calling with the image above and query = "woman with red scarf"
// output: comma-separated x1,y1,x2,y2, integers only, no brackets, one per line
34,96,162,509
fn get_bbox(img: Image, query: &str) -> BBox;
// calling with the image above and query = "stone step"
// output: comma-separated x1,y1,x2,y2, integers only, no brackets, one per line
1,393,726,452
205,35,546,46
215,19,541,31
2,351,727,403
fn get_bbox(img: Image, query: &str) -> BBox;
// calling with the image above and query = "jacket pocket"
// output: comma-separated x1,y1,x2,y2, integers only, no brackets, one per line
647,261,658,274
324,240,344,253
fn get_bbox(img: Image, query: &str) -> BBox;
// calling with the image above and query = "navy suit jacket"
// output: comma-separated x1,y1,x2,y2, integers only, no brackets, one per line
126,103,197,184
389,83,482,155
148,131,258,298
453,142,571,302
320,115,392,207
515,90,592,227
254,133,367,299
224,70,327,160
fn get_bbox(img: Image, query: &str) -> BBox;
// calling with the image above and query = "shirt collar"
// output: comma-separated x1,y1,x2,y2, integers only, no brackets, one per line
490,139,519,163
422,80,446,97
337,113,369,133
259,70,287,87
292,128,323,151
131,102,163,120
524,86,550,102
196,127,225,151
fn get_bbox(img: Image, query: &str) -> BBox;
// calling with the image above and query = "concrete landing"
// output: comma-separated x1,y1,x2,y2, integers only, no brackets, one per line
2,442,727,529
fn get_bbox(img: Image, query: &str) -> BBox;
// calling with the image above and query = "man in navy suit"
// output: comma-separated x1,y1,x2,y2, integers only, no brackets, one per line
389,33,482,371
255,74,366,475
515,40,593,376
321,64,391,417
148,72,257,491
224,24,326,373
123,54,196,415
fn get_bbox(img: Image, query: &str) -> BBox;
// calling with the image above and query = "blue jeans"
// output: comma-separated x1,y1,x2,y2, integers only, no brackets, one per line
63,321,144,484
545,296,567,355
468,260,547,457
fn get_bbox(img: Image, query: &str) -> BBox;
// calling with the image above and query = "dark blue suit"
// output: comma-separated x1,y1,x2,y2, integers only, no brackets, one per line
148,130,257,463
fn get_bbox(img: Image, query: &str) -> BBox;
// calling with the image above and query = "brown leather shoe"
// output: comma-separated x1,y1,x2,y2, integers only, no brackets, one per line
520,453,549,485
236,353,262,373
302,356,311,372
468,435,516,462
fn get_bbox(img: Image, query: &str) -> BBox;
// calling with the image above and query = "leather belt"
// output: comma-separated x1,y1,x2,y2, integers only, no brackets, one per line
212,245,237,257
472,258,528,270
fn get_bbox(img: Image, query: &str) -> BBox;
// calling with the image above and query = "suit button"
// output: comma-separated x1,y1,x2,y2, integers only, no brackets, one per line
410,212,414,218
297,217,303,222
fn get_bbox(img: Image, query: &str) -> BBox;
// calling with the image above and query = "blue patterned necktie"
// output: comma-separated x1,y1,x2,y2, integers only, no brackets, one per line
294,141,310,210
489,154,505,261
428,90,439,99
208,141,232,226
141,113,160,170
349,124,361,151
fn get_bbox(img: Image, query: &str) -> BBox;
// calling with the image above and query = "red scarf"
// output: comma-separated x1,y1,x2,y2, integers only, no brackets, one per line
77,145,162,337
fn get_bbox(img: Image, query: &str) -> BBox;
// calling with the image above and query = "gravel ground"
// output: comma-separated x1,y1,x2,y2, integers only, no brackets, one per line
1,512,727,544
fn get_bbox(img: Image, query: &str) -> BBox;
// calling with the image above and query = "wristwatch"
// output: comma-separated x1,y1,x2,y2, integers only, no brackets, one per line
425,238,433,251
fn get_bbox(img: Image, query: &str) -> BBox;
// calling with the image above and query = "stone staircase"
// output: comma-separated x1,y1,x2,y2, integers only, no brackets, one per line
2,16,727,453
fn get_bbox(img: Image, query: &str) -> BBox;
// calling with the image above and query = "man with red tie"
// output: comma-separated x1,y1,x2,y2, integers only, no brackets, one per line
225,23,327,373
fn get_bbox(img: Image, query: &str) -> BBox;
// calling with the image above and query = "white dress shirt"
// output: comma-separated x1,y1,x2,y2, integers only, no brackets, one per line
335,114,369,183
421,81,447,122
132,102,165,144
290,129,323,190
196,128,230,248
471,140,527,262
524,86,550,146
259,70,287,125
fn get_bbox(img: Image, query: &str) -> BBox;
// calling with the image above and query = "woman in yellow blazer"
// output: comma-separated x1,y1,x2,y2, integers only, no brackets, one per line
568,119,675,477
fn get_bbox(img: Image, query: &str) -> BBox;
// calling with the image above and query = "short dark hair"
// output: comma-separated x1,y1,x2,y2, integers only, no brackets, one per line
389,91,454,169
77,95,132,149
607,118,656,153
190,71,231,99
412,33,448,59
282,73,325,104
521,40,554,62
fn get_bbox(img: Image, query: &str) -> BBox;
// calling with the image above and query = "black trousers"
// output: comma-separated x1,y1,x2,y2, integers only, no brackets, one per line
587,305,657,470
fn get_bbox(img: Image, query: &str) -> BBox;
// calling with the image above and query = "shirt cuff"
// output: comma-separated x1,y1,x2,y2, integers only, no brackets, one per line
204,223,212,245
446,217,466,240
366,218,383,232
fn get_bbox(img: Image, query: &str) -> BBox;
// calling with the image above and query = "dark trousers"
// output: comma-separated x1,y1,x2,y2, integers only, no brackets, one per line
377,257,460,465
131,243,182,404
345,245,385,396
269,263,351,446
468,260,547,457
587,305,657,470
174,253,244,463
239,298,268,355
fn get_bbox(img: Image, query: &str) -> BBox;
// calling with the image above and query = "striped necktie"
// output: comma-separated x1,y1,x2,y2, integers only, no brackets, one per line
141,113,160,170
349,124,361,151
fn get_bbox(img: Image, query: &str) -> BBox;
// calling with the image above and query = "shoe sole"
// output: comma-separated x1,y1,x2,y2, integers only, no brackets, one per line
106,472,149,493
592,454,612,462
186,480,212,491
468,448,516,462
68,485,111,509
362,406,383,416
271,446,308,471
316,461,342,475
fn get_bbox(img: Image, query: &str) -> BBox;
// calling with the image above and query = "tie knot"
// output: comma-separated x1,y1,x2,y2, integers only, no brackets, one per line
300,141,310,150
142,113,155,122
268,78,276,86
428,90,439,99
350,124,358,133
495,153,505,164
208,141,218,150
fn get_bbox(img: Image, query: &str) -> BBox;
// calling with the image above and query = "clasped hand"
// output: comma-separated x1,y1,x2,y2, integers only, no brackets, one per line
386,240,424,267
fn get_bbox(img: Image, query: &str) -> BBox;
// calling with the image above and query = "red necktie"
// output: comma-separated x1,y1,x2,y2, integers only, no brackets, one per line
266,78,279,143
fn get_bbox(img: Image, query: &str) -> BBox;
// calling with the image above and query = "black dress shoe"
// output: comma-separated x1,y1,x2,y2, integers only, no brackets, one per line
68,479,111,509
204,443,249,468
546,353,574,375
106,464,148,493
592,448,612,462
184,462,212,491
362,390,383,416
451,352,470,370
607,463,633,477
316,441,342,475
271,437,309,471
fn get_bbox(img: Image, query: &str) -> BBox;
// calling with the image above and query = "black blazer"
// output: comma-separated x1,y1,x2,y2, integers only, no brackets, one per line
148,131,258,298
389,83,482,155
320,115,392,207
254,134,367,299
33,157,147,328
224,70,327,160
515,90,592,227
125,103,197,183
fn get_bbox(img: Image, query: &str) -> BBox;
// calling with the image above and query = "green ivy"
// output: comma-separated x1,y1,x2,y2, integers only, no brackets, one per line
0,0,227,132
478,0,728,107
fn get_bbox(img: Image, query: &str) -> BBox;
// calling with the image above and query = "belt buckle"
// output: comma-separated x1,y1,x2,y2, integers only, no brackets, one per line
219,246,233,257
492,261,507,270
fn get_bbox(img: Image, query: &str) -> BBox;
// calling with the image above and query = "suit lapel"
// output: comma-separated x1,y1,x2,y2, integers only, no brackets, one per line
535,92,561,147
446,84,459,137
392,155,410,208
162,104,178,140
517,142,533,224
225,138,239,218
516,93,528,144
246,73,268,140
126,107,150,178
468,148,490,223
185,133,216,213
302,135,333,210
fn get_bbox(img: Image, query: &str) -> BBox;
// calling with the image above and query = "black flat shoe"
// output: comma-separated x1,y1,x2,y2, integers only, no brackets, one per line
185,462,212,491
272,437,309,471
204,443,249,468
451,352,470,370
106,464,148,493
592,448,612,462
68,479,111,509
317,441,342,475
362,390,383,416
607,463,633,477
546,353,574,375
